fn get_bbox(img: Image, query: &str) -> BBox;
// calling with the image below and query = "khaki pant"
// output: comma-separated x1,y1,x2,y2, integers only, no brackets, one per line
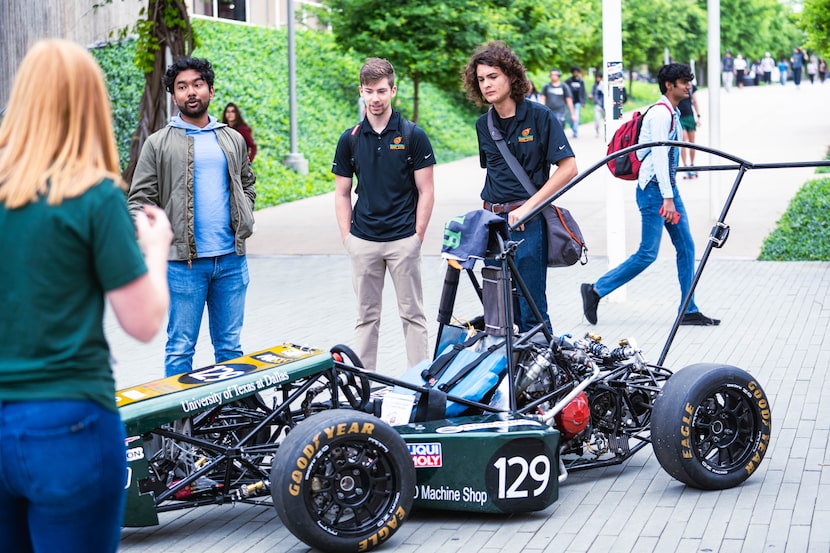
345,233,429,372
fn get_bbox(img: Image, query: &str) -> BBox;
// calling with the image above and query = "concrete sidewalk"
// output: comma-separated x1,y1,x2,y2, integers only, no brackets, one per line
114,83,830,552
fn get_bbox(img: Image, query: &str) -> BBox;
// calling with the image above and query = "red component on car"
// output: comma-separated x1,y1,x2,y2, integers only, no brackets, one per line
555,391,590,439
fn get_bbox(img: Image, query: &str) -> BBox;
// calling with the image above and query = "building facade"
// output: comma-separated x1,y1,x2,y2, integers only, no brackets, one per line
0,0,324,109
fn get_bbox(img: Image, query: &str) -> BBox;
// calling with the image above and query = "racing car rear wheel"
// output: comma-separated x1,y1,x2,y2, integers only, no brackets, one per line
271,409,414,553
651,363,771,490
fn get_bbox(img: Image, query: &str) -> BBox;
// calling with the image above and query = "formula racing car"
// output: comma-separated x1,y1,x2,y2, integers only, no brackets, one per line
118,142,794,552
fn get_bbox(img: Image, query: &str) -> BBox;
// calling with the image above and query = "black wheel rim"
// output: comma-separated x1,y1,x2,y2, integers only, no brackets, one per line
691,387,759,473
303,439,398,535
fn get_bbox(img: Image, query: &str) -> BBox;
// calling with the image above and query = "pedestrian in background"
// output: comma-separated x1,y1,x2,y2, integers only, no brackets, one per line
734,54,747,88
591,72,605,139
721,50,735,92
0,39,171,553
541,68,575,132
332,58,435,373
581,63,720,327
807,55,818,84
677,80,701,178
760,52,775,85
130,57,257,377
463,41,578,332
791,47,807,87
565,66,587,138
778,58,789,85
222,102,257,162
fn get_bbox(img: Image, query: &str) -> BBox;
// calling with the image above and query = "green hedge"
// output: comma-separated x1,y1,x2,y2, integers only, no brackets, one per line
92,19,480,209
759,176,830,261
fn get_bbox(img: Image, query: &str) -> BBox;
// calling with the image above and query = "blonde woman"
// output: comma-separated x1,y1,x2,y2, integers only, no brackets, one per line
0,39,171,552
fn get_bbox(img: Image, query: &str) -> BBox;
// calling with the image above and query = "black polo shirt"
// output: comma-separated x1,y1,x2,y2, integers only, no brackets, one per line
477,99,574,204
332,111,435,242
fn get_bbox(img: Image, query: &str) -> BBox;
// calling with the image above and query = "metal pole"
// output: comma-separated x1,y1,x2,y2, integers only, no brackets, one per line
283,0,308,174
602,0,627,302
707,0,722,218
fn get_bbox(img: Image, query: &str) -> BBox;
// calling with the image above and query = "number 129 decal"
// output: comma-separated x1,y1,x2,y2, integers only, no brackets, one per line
485,438,556,512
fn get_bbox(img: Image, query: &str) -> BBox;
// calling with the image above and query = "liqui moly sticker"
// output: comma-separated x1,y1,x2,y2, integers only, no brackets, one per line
408,442,442,468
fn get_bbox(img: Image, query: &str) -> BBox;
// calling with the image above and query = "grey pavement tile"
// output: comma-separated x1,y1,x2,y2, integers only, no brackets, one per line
724,508,753,541
652,518,684,551
683,506,714,539
699,516,729,550
809,511,830,542
793,478,820,526
784,526,812,553
774,481,801,511
718,538,745,553
808,541,830,553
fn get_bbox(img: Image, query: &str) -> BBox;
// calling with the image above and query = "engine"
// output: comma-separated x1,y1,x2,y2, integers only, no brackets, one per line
513,333,663,462
515,343,570,408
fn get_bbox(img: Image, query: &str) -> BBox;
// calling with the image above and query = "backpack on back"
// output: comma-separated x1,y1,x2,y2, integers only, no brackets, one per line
606,103,673,180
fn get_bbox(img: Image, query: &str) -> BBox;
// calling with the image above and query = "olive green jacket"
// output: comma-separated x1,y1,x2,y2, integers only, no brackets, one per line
128,122,256,261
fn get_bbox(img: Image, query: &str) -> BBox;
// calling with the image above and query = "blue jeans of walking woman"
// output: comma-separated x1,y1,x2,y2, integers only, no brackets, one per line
165,252,250,376
0,400,127,553
594,179,700,315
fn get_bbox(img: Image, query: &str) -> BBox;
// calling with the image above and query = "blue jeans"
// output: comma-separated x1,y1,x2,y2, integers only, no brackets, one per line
166,252,249,376
594,180,700,314
0,400,126,553
501,213,550,332
570,102,582,137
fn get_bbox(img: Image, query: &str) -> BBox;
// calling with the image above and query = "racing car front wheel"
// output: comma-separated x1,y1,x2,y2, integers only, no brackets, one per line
271,409,415,553
651,363,771,490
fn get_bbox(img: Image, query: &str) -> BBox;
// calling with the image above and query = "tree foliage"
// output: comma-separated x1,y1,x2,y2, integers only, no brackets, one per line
799,0,830,54
95,0,194,183
324,0,491,122
322,0,598,120
718,0,803,60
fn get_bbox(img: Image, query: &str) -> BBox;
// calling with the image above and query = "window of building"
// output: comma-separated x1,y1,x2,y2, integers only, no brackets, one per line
191,0,247,22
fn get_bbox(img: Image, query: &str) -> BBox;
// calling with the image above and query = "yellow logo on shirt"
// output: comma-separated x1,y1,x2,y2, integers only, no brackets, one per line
390,135,405,150
518,127,534,143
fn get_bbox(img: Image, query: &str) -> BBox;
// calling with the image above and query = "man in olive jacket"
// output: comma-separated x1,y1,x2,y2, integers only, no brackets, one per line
129,57,256,377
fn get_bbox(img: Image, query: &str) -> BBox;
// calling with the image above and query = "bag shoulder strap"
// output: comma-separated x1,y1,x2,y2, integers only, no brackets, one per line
401,117,415,166
645,102,675,133
348,123,361,172
486,109,537,198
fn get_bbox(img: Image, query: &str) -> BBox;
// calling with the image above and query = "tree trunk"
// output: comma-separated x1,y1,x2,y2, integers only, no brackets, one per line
122,0,194,185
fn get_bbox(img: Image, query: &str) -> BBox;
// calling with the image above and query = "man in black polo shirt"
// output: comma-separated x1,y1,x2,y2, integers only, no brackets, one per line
462,42,577,332
332,57,436,373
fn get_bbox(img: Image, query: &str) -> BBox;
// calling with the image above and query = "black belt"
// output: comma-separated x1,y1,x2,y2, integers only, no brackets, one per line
483,200,526,214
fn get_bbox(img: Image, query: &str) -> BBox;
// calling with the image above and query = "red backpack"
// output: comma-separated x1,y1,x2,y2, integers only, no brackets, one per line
606,103,673,180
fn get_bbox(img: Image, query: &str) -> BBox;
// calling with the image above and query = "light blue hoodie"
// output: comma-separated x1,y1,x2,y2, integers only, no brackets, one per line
168,115,235,257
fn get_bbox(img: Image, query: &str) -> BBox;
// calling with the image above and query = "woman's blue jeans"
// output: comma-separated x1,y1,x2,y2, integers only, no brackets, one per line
165,252,250,376
0,400,126,553
595,180,700,314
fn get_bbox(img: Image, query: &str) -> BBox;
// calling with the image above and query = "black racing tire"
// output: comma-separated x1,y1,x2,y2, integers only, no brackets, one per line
271,409,415,553
651,363,771,490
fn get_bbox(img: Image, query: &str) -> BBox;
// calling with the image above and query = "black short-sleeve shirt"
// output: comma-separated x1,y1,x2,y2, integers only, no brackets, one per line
477,100,574,204
332,111,435,242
